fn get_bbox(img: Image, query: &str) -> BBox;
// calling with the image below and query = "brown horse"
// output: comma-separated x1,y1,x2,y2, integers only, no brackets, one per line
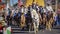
38,12,42,25
20,13,26,28
42,13,47,25
46,12,54,31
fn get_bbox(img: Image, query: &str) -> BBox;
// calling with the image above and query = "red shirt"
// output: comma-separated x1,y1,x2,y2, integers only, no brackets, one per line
0,24,3,30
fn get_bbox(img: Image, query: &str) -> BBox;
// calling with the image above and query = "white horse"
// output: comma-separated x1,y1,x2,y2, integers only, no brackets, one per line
31,9,39,33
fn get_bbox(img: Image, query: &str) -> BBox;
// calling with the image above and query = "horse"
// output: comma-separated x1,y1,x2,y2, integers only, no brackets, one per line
25,9,32,31
6,8,13,26
41,13,47,29
46,11,54,31
20,6,26,29
31,9,39,33
36,5,42,25
20,13,25,28
13,9,21,26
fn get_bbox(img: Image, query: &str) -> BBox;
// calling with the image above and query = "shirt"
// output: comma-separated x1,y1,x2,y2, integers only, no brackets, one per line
20,7,25,13
46,6,53,12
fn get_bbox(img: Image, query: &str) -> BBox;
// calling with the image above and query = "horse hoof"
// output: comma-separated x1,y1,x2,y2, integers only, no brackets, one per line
36,29,38,32
49,29,51,31
42,31,44,32
34,32,36,34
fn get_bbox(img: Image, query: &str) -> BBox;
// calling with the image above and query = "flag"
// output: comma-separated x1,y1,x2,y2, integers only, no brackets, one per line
18,0,23,7
25,0,33,7
37,0,45,7
0,0,1,2
25,0,45,7
6,27,11,34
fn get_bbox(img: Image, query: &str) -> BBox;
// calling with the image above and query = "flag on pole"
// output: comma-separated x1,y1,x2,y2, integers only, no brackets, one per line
0,0,2,2
37,0,45,7
25,0,33,7
18,0,23,7
25,0,45,7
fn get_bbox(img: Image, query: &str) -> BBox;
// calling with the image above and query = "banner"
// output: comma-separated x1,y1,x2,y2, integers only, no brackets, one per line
25,0,45,7
37,0,45,7
3,27,11,34
25,0,33,7
6,27,11,34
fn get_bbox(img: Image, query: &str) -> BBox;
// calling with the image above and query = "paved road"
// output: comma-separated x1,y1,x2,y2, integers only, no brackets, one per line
12,28,60,34
11,25,60,34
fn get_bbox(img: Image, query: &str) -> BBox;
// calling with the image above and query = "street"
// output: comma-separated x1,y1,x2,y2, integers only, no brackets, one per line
12,26,60,34
12,29,60,34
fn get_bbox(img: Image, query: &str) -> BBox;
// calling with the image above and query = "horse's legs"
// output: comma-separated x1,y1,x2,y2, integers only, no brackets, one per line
33,20,39,34
20,15,26,29
37,20,39,29
48,18,54,31
33,23,36,34
48,21,52,31
46,20,51,31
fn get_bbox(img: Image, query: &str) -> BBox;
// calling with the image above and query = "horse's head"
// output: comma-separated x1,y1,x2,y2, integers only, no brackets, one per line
32,9,37,14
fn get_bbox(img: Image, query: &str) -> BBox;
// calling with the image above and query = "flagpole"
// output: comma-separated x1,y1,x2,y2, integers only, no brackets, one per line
55,0,58,12
12,0,14,6
6,0,10,10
